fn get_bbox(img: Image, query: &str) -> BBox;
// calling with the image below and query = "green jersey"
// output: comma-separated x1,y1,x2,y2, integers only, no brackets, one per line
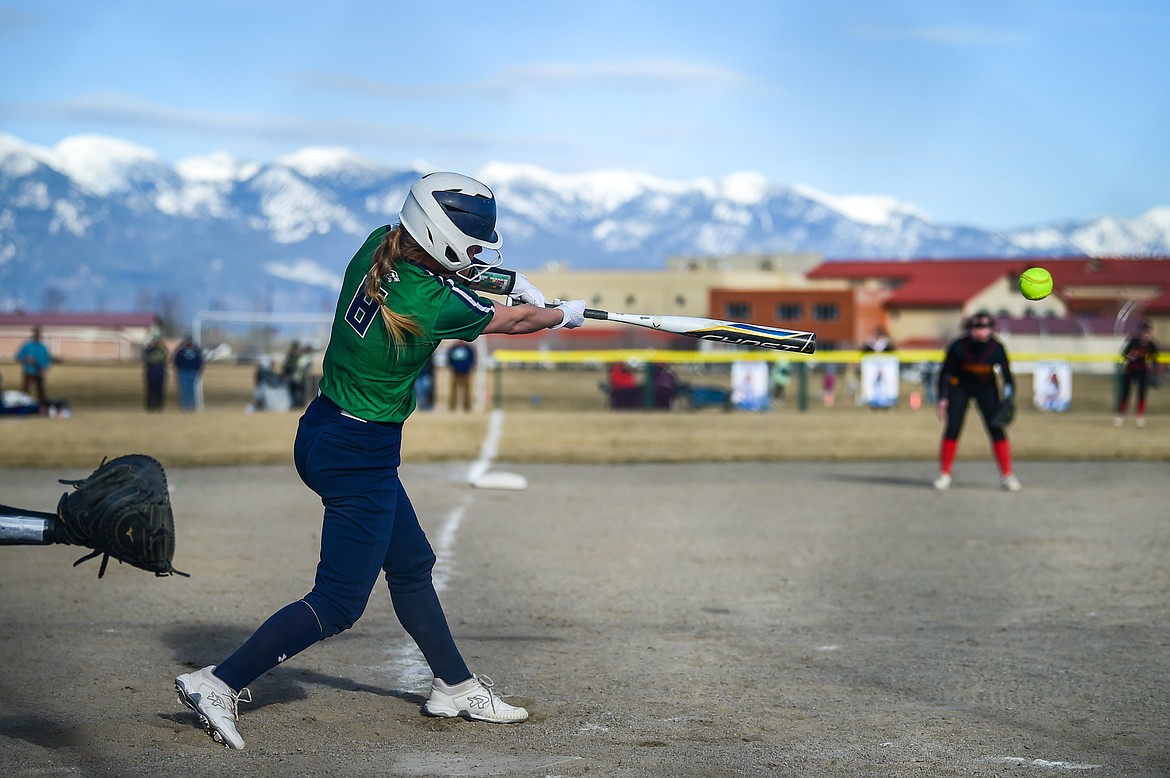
318,227,495,422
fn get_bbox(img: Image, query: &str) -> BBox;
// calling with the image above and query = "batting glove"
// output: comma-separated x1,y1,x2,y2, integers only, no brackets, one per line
508,272,548,308
551,299,586,329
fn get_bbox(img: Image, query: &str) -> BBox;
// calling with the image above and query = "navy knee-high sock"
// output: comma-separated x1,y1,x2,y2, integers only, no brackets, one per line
214,600,323,691
391,584,470,685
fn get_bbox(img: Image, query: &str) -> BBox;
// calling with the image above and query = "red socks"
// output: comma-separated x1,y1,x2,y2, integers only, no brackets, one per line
939,438,958,475
992,439,1013,476
942,437,1014,478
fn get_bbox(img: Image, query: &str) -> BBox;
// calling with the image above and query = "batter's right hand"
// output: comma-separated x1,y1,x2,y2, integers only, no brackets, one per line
551,299,586,329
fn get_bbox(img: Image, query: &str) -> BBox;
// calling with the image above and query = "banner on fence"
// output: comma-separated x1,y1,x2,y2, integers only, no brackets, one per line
861,355,900,409
731,361,771,411
1033,360,1072,411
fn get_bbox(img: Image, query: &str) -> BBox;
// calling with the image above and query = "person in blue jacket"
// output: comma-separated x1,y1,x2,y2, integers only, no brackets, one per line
173,336,204,411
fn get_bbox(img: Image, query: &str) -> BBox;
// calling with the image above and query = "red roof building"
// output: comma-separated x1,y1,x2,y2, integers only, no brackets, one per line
807,257,1170,347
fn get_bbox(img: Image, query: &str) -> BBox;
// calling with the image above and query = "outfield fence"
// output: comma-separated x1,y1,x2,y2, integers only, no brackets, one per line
487,348,1142,413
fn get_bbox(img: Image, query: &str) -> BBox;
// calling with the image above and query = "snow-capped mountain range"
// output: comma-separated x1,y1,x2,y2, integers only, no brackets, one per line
2,132,1168,315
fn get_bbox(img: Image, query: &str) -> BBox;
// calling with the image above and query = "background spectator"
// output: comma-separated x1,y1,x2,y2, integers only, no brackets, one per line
822,365,837,407
863,326,896,353
247,356,291,412
446,341,476,412
173,335,204,411
289,343,313,408
415,352,435,411
16,326,52,411
143,335,169,411
771,359,791,404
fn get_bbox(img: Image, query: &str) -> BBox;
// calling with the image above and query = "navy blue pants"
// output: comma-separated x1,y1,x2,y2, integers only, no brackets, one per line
214,395,470,691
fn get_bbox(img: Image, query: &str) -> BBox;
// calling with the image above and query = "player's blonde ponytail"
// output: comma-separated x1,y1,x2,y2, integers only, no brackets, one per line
365,226,425,347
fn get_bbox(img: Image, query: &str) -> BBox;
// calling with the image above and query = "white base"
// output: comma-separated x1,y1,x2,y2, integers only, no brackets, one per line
471,471,529,491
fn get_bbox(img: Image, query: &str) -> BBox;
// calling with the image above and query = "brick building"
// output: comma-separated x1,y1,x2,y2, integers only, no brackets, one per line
807,257,1170,349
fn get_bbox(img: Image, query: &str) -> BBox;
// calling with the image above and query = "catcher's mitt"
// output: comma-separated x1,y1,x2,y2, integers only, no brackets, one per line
56,454,188,578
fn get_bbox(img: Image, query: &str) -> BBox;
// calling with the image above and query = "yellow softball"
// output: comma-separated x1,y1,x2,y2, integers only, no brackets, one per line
1019,267,1053,301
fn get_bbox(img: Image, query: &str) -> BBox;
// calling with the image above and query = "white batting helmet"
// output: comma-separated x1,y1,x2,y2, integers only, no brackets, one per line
399,172,503,280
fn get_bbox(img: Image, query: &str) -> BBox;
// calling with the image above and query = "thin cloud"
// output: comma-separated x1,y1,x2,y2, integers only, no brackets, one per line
850,25,1028,46
291,71,497,101
0,93,304,135
292,58,764,101
494,59,760,89
0,93,572,153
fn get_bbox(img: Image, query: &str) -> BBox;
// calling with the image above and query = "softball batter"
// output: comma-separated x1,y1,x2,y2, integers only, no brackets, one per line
933,311,1021,491
176,172,586,749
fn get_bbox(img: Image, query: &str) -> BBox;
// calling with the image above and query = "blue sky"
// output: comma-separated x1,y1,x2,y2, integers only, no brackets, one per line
1,0,1168,229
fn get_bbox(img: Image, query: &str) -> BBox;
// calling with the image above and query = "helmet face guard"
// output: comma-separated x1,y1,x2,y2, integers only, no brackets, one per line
400,172,503,282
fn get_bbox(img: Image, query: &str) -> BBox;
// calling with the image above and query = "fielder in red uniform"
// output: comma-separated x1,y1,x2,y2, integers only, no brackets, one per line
934,311,1020,491
1115,320,1159,427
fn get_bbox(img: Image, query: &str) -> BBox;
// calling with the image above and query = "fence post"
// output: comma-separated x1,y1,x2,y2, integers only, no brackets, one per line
797,362,809,412
493,362,503,409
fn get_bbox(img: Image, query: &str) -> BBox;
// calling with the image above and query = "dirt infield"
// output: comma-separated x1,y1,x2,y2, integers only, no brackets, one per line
1,457,1167,777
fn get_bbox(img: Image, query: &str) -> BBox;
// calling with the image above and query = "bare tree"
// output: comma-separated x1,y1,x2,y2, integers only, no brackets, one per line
42,285,67,312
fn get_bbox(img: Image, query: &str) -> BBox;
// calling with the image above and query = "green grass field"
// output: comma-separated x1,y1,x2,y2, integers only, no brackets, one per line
1,361,1165,468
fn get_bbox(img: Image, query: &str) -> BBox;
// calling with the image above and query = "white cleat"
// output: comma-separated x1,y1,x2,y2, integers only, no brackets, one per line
1113,415,1124,427
1002,473,1022,492
933,473,952,491
424,674,529,723
1136,416,1146,428
175,666,251,749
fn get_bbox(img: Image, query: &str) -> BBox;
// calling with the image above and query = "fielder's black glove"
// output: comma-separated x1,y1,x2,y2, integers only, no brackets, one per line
990,398,1016,430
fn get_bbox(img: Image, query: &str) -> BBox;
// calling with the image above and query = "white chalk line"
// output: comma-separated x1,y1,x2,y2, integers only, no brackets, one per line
466,407,504,483
984,757,1102,771
381,409,506,683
